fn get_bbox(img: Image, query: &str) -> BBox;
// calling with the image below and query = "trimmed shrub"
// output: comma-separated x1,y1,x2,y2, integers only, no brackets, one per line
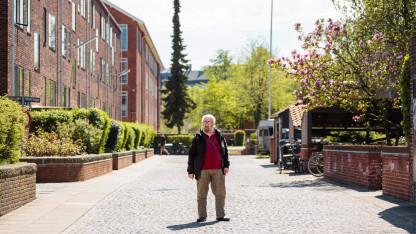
23,129,84,156
141,125,156,148
234,130,246,146
71,119,103,154
166,135,193,148
106,120,122,153
125,124,136,150
120,122,130,150
130,123,142,149
117,121,126,151
0,98,25,164
30,109,73,133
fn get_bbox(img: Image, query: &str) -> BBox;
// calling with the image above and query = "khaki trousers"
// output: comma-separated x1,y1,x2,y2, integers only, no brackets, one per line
197,169,226,218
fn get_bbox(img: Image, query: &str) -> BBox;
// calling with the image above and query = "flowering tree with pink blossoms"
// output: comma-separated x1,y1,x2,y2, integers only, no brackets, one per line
269,18,405,144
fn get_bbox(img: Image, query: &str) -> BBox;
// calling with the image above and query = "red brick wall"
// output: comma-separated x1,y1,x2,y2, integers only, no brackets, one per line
300,144,317,172
0,164,37,216
270,137,275,163
324,145,382,190
382,147,413,201
112,151,133,170
146,149,154,158
20,154,113,182
2,0,121,119
133,150,146,163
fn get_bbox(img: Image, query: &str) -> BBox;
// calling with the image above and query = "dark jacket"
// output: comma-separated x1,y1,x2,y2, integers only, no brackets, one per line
187,128,230,180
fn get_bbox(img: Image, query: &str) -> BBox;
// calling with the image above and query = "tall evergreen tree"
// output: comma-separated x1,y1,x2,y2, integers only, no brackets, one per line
162,0,195,134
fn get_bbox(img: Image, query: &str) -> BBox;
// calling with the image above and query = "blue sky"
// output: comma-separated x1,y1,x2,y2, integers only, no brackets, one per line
108,0,343,70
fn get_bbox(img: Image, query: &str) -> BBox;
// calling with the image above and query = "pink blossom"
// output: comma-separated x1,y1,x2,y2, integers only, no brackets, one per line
396,55,404,60
359,40,364,47
294,23,301,30
373,34,380,39
367,40,372,44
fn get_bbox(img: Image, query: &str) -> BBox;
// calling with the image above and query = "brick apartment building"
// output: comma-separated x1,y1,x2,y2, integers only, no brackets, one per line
104,1,164,130
0,0,122,120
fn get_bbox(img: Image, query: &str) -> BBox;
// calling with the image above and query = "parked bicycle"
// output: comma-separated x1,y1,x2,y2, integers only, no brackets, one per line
308,151,324,177
279,141,303,174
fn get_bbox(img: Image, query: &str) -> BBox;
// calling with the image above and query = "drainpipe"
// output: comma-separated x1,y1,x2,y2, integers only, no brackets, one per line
106,14,110,114
140,35,144,123
60,0,63,106
11,0,15,95
88,0,91,108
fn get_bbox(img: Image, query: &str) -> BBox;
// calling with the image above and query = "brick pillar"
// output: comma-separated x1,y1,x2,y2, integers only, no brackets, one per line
409,35,416,202
300,111,315,171
270,137,275,163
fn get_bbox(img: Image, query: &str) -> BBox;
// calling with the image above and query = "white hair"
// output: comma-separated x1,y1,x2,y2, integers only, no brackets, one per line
201,114,216,124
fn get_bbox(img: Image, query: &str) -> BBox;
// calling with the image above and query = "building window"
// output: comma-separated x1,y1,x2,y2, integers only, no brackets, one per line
43,8,46,44
101,15,105,40
101,58,105,82
14,65,23,96
68,88,71,107
62,25,67,58
48,13,56,50
43,77,47,105
96,74,99,96
121,58,127,84
81,93,86,108
72,2,76,31
27,0,31,32
121,91,127,118
77,38,80,66
92,4,95,29
62,85,67,107
89,48,94,74
80,41,85,69
49,80,56,106
72,59,76,88
120,25,127,51
34,32,40,69
26,70,31,97
80,0,85,18
68,30,71,60
77,92,80,108
95,28,99,52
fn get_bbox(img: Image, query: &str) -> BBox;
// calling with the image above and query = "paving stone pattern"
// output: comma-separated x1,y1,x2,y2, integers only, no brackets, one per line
59,156,416,233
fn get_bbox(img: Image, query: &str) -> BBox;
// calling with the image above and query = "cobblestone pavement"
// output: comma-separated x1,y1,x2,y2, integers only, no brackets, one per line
58,155,416,233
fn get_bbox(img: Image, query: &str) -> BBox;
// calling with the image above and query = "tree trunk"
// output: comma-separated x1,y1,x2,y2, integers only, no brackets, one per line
177,124,181,135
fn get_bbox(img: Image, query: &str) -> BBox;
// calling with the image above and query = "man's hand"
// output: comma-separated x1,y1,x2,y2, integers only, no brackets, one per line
188,174,194,180
224,168,229,175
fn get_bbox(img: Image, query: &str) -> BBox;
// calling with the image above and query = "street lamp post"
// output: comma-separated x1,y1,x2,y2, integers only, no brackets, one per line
130,89,135,122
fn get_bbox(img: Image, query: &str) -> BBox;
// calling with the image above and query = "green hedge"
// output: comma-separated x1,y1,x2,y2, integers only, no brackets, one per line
0,98,25,164
106,120,122,153
234,130,246,146
166,135,194,148
25,108,157,154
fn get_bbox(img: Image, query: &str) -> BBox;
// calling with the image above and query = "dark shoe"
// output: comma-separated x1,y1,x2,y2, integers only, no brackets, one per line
196,217,206,222
216,217,230,221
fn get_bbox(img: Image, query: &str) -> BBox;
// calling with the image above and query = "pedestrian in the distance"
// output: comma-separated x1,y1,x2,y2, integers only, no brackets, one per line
187,114,230,222
159,134,169,155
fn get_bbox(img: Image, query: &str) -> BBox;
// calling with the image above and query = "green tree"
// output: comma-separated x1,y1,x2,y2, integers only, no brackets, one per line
162,0,195,134
204,49,233,80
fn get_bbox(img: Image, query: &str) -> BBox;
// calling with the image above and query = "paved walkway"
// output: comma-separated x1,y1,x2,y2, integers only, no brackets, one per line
1,155,416,233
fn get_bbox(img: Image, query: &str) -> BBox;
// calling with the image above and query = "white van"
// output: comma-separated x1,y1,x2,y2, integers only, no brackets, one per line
256,119,274,155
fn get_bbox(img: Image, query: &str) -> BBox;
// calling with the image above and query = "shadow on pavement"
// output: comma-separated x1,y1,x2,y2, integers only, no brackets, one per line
378,205,416,232
269,178,334,189
166,221,218,231
260,164,278,168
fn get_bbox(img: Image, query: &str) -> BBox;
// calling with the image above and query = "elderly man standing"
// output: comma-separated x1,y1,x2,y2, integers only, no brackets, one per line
187,114,230,222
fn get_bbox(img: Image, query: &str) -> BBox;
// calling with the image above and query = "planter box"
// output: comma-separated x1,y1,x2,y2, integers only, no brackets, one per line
324,145,382,190
20,154,112,182
133,150,146,163
145,149,154,158
112,151,133,170
0,163,37,216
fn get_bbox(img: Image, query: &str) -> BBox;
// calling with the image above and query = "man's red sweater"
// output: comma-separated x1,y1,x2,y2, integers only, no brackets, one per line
201,132,222,170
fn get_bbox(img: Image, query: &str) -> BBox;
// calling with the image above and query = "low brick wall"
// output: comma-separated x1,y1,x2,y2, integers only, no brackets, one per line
382,146,413,201
300,144,318,172
112,151,133,170
20,154,112,182
324,145,382,190
145,149,154,158
133,150,146,163
0,163,37,216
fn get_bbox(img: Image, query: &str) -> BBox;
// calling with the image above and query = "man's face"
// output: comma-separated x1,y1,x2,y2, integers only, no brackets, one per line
202,117,214,133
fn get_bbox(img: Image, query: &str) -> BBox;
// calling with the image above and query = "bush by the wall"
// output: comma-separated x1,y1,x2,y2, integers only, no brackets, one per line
125,124,136,150
250,133,257,149
0,98,25,164
23,129,84,156
120,122,130,150
141,125,157,148
117,121,126,151
166,135,193,148
106,120,122,153
71,119,103,154
130,123,142,149
30,109,73,133
234,130,246,146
